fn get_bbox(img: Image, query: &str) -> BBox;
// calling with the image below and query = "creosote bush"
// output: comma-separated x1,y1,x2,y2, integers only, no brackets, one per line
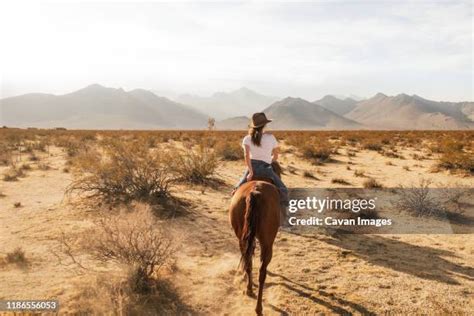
85,205,173,293
437,150,474,173
396,179,443,217
172,144,218,184
300,141,332,164
214,141,243,161
68,140,175,204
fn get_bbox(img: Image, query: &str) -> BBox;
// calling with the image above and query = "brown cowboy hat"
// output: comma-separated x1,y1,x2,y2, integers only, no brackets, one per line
249,112,272,128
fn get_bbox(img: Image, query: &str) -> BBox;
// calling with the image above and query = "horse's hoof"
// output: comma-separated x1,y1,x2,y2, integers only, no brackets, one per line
255,307,263,315
246,289,255,298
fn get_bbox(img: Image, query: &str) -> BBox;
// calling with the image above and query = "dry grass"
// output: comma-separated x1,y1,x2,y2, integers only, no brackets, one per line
70,273,189,315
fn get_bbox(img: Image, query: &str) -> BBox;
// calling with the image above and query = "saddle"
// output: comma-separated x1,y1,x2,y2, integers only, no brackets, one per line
250,176,276,185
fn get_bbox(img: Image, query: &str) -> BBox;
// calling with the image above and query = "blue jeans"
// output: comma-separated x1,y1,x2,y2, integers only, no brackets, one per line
235,159,289,206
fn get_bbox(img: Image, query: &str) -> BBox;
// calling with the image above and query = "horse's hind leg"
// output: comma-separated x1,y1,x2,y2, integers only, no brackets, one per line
240,240,254,296
256,245,272,315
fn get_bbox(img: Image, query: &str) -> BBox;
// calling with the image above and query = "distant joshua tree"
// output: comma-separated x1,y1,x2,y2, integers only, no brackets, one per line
208,117,216,131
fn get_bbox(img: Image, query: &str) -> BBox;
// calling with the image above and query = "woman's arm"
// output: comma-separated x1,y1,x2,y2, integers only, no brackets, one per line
244,144,253,180
272,146,279,162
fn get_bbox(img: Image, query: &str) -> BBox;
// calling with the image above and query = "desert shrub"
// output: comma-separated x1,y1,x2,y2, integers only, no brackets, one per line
331,178,351,185
214,141,243,161
411,153,425,160
287,165,297,174
382,150,405,159
5,247,28,267
2,166,25,181
363,178,383,189
437,150,474,173
68,140,175,204
0,145,12,166
14,202,22,208
56,137,90,158
71,271,187,315
29,153,40,161
38,162,51,171
357,207,379,220
303,171,318,179
19,163,32,171
171,144,218,184
85,206,173,293
396,179,443,217
299,140,332,164
33,140,48,152
353,169,366,177
362,142,383,151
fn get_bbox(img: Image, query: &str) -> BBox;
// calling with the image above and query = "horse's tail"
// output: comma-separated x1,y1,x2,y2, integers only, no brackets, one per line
240,185,261,272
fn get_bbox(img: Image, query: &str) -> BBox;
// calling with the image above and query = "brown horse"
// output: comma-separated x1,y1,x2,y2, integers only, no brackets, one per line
229,162,283,315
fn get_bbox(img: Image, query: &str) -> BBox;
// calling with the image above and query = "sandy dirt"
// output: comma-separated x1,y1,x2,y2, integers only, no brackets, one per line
0,144,473,315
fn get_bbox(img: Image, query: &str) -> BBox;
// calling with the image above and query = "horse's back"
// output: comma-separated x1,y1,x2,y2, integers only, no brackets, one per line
229,181,280,242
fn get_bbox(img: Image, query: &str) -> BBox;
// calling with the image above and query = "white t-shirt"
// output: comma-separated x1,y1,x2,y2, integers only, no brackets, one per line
242,133,278,164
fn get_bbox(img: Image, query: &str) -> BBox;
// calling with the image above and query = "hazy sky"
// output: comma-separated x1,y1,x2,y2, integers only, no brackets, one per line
1,0,472,101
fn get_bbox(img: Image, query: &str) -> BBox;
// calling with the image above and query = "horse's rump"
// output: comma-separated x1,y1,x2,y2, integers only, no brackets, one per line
229,177,281,315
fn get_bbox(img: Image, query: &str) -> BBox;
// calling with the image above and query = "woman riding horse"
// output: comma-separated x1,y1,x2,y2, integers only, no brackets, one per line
229,113,289,315
232,112,289,207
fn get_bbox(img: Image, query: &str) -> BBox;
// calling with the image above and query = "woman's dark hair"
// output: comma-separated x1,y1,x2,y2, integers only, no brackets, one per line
249,126,264,146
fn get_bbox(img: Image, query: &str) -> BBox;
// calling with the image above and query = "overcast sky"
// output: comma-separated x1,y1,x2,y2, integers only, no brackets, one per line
0,0,472,101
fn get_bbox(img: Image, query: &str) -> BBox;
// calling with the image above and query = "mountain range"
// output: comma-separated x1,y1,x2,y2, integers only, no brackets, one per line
345,93,474,130
0,84,208,129
176,87,278,120
1,84,473,130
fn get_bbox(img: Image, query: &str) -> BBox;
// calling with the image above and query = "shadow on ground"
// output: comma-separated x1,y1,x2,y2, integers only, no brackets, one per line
290,232,474,285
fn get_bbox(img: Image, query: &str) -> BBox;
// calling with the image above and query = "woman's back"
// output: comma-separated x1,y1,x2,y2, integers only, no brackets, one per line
242,133,277,164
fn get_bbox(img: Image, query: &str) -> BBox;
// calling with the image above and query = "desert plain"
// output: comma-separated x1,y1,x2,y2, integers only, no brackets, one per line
0,129,473,315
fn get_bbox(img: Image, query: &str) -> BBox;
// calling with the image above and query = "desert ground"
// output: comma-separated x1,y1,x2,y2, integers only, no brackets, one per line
0,129,473,315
